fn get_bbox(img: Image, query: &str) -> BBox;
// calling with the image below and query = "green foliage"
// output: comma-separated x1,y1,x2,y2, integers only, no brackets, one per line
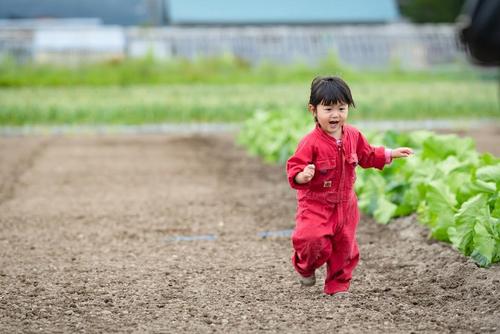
237,109,310,163
238,109,500,267
1,80,498,126
449,194,499,267
398,0,466,23
1,54,497,126
0,53,488,87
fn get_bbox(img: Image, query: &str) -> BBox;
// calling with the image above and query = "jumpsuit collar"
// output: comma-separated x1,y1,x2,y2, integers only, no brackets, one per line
314,123,344,147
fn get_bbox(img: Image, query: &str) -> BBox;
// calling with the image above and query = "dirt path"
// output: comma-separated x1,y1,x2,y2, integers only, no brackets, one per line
0,133,498,333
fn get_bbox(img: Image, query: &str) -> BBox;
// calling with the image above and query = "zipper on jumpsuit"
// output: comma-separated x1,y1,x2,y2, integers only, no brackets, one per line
333,138,346,236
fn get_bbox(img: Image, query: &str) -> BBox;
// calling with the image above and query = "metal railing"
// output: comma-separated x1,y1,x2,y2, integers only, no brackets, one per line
0,23,464,69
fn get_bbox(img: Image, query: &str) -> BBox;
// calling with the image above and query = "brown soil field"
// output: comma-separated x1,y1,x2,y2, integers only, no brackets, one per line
0,132,499,333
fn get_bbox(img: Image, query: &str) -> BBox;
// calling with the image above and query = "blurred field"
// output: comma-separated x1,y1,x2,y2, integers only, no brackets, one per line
0,81,498,125
0,56,498,125
0,55,488,87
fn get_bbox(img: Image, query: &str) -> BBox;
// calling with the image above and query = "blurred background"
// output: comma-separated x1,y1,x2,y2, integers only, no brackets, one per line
0,0,498,139
0,0,474,67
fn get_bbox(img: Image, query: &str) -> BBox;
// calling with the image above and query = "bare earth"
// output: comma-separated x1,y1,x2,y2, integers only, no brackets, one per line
0,131,499,333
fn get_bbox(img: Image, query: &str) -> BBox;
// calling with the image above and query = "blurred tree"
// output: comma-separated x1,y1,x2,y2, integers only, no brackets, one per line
398,0,466,23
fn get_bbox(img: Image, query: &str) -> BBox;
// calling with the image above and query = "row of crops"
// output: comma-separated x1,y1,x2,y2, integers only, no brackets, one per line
1,82,497,126
238,109,500,267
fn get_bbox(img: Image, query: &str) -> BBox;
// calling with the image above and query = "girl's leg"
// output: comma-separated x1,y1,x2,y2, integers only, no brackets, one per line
324,236,359,294
291,202,334,278
324,199,360,295
291,233,332,277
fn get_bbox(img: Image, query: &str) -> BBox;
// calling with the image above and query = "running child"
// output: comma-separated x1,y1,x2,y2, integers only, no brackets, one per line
286,76,413,295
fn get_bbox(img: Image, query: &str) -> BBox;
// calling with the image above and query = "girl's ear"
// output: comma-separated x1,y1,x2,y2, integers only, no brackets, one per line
308,104,316,114
308,104,318,123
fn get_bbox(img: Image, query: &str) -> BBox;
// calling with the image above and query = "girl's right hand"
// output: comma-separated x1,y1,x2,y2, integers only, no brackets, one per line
295,164,315,184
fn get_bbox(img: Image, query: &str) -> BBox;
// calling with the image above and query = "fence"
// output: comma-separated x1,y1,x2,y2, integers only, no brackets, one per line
0,23,464,69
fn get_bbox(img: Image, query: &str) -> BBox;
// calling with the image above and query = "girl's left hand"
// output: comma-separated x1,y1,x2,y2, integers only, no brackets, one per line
392,147,413,158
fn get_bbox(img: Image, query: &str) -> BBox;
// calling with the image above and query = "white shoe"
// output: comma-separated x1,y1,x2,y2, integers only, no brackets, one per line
330,291,350,297
299,273,316,287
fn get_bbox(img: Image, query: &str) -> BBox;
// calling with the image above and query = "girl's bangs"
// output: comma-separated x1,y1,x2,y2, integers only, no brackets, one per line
316,84,351,106
319,97,348,106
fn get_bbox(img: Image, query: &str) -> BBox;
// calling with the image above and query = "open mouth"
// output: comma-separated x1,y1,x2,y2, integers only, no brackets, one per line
329,120,340,126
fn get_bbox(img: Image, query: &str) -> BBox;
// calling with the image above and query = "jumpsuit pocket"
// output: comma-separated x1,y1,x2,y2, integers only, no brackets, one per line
311,158,336,190
346,153,358,183
316,159,336,174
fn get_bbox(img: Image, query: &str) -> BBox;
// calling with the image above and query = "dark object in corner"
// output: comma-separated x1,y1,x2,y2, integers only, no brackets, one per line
457,0,500,66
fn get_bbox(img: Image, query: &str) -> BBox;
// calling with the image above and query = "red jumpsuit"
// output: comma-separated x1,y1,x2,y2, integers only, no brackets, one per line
286,124,388,295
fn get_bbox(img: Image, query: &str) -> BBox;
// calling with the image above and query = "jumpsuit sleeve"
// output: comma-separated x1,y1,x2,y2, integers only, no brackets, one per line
286,137,315,190
356,131,387,170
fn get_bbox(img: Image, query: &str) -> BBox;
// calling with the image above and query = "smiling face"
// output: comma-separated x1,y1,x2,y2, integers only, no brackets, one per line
309,102,349,139
307,76,354,139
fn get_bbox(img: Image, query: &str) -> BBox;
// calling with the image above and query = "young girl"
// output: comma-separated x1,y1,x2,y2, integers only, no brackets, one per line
286,76,412,296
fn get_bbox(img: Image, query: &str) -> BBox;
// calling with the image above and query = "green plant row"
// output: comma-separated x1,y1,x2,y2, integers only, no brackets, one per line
0,53,492,87
1,82,498,126
237,109,500,267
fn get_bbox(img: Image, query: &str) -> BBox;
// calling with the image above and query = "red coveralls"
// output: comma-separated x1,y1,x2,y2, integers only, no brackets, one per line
286,124,387,294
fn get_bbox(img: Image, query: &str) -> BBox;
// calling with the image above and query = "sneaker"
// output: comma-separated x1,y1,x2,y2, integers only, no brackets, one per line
329,291,350,297
299,273,316,287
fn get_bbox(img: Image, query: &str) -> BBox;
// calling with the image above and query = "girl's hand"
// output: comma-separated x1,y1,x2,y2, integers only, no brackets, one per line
392,147,413,159
295,164,315,184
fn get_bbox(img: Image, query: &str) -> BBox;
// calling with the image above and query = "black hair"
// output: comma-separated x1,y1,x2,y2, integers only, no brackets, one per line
309,76,355,108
